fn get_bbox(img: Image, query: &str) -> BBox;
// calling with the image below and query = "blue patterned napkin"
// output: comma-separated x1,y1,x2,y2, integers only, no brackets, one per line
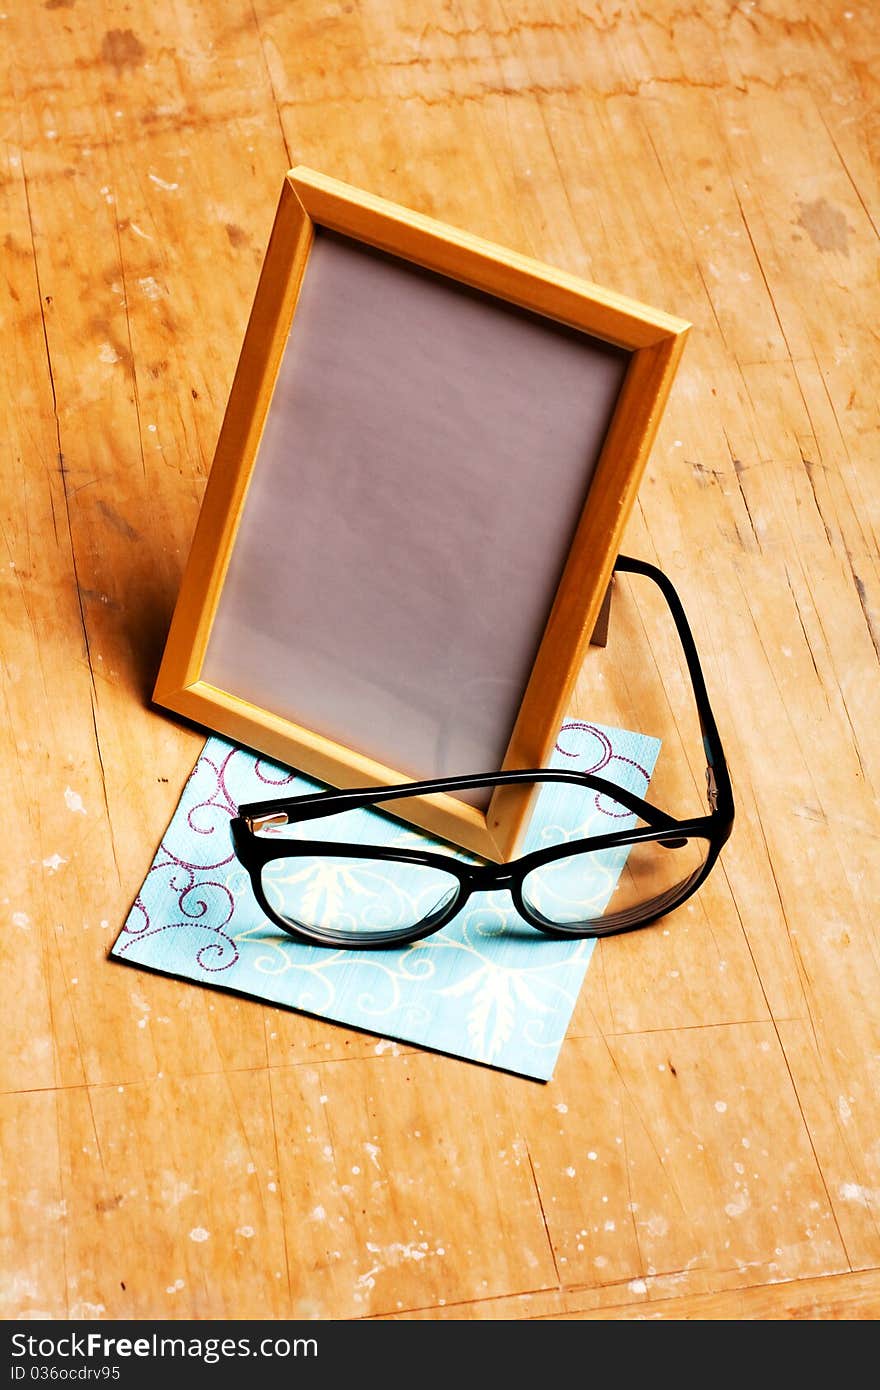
113,721,659,1080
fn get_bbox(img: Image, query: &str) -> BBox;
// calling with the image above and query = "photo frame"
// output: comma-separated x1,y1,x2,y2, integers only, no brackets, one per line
154,167,689,860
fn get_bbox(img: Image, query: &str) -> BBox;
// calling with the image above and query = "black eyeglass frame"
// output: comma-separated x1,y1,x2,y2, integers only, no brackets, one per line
230,556,734,949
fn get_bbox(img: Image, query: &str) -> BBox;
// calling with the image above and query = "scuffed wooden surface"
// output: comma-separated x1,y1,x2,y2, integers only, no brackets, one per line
1,0,878,1320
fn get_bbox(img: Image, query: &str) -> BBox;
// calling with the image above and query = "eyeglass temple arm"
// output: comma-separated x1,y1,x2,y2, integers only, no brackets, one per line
238,767,678,832
237,557,731,830
613,555,732,816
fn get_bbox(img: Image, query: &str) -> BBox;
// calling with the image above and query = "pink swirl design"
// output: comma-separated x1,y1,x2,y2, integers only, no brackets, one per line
554,720,650,818
254,757,298,787
117,745,294,971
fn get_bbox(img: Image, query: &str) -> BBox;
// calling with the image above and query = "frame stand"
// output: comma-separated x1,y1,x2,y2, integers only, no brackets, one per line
589,578,613,648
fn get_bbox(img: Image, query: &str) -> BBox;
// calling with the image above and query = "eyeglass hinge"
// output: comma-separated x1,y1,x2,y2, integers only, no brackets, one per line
706,765,719,812
247,811,289,832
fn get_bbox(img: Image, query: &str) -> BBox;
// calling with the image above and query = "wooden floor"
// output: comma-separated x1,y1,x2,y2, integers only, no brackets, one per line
2,1,879,1322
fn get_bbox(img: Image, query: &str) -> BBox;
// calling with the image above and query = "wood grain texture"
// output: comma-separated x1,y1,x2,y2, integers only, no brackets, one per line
1,0,878,1321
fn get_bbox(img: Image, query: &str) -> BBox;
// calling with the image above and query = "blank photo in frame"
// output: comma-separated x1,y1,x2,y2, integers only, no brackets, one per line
154,167,689,860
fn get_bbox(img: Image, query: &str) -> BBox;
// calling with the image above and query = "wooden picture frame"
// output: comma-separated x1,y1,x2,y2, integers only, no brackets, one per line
154,167,689,861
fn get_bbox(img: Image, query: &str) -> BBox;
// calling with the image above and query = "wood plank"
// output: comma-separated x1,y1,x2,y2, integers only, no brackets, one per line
522,1025,847,1290
268,1053,558,1318
58,1072,289,1319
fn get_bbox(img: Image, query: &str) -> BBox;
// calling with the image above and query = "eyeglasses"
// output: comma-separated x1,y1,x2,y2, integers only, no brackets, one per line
230,556,733,948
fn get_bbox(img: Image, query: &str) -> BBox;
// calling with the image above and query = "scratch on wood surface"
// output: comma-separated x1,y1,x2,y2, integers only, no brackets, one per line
729,453,762,551
694,254,733,352
605,1020,770,1035
247,0,293,168
19,152,123,890
47,1087,72,1319
107,186,148,482
813,103,880,246
849,569,880,665
602,1033,689,1228
732,184,795,363
732,564,831,810
788,557,873,791
801,457,834,547
765,1029,853,1266
789,361,880,562
813,353,859,473
617,1103,644,1277
783,565,826,697
748,801,812,1023
266,1069,294,1308
225,1069,270,1238
780,1027,880,1259
525,1139,561,1284
584,947,615,1037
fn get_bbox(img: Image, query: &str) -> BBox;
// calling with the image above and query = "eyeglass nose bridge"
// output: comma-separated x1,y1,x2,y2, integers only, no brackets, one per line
467,863,516,891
